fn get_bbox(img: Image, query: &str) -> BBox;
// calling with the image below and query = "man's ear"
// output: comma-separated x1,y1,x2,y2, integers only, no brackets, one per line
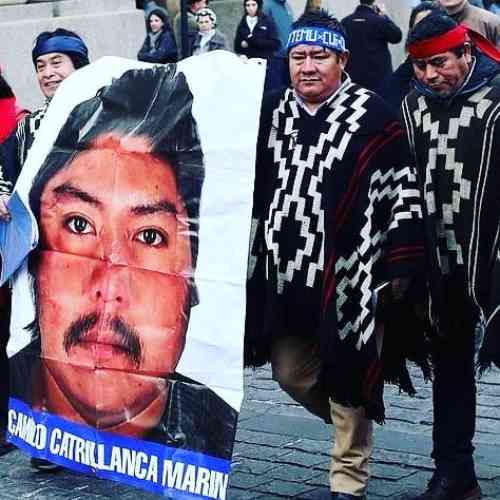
464,43,472,64
339,50,350,69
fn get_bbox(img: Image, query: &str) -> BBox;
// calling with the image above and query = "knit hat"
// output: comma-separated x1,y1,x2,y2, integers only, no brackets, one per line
196,7,217,26
32,29,89,69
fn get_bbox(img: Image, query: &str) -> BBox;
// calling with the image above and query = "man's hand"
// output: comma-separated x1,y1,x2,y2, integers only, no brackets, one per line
0,195,11,221
241,40,249,49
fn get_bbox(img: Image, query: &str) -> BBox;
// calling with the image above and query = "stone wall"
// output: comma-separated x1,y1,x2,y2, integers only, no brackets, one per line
0,0,414,110
0,0,144,110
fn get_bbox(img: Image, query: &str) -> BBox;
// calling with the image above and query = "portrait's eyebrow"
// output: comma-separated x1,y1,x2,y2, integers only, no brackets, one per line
131,200,178,216
53,182,101,206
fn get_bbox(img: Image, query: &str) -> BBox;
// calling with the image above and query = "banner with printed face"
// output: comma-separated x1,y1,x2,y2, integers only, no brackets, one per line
3,53,265,499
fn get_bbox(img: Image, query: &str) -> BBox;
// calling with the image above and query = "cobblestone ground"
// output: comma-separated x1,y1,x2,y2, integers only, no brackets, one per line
0,364,499,499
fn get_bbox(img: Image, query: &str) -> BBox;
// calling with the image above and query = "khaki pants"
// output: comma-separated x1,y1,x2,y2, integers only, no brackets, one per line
271,336,373,496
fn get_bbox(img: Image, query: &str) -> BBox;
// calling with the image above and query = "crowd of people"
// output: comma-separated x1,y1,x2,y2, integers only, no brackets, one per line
1,1,500,500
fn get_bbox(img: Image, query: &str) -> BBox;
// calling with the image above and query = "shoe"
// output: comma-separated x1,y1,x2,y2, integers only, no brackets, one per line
331,494,366,500
412,473,481,500
30,457,62,472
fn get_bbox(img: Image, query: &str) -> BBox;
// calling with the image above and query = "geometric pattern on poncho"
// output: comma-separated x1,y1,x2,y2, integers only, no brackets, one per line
411,89,493,275
335,165,423,345
265,85,370,294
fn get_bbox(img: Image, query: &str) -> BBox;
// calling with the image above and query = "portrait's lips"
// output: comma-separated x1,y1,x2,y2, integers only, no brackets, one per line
77,329,132,364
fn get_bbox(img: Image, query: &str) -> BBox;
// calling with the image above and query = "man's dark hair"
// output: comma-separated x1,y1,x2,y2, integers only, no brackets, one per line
407,12,458,48
292,9,346,39
359,0,375,5
32,28,90,69
408,1,445,29
27,65,205,338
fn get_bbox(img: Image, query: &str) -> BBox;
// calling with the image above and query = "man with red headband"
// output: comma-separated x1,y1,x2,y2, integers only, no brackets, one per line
246,9,427,500
402,12,500,500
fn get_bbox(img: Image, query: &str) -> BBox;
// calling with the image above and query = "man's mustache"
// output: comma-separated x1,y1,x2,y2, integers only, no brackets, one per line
63,313,142,366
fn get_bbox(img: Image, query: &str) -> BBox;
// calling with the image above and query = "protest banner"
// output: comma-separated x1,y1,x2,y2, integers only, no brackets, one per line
2,52,265,499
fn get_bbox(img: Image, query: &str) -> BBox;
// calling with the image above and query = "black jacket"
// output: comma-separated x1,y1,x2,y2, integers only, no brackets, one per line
342,5,402,93
379,57,414,114
138,28,178,64
234,13,281,59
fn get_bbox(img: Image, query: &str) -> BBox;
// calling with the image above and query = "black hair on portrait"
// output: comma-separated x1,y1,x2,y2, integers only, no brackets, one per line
26,65,205,339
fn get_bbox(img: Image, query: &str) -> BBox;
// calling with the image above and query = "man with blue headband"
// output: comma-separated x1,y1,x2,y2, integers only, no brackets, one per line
0,29,89,201
0,27,89,472
245,10,428,499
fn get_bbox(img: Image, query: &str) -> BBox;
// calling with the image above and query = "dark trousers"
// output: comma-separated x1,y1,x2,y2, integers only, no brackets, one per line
431,305,477,479
0,287,10,430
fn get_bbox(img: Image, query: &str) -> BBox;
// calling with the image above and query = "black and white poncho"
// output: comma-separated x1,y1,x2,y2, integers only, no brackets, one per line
402,71,500,372
245,77,427,422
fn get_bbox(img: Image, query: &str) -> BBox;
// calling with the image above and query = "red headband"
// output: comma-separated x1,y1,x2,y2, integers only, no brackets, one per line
408,24,500,63
408,25,467,59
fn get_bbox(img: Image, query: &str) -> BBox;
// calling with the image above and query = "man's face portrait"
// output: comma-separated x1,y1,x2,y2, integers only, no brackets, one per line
33,135,193,431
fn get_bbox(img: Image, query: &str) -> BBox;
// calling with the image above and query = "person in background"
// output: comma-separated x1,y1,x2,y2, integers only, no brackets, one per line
303,0,322,13
263,0,294,54
234,0,281,60
174,0,207,58
0,73,17,146
341,0,403,93
0,71,20,458
0,27,90,472
438,0,500,45
490,0,500,14
138,8,178,63
191,8,228,55
379,1,446,112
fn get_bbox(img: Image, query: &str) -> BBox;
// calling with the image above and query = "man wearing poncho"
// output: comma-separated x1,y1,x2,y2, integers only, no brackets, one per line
245,10,427,500
402,12,500,500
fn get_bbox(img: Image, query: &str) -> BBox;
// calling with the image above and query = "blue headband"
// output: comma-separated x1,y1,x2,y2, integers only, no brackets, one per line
32,35,89,64
287,27,347,53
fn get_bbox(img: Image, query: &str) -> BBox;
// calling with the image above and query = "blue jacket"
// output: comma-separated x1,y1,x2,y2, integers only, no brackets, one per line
138,27,178,64
342,5,402,93
262,0,293,56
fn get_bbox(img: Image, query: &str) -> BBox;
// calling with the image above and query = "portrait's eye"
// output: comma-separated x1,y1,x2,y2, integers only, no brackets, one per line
65,215,94,235
135,228,168,247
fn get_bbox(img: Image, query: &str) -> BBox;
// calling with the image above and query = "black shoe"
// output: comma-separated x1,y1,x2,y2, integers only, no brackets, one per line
30,457,62,472
413,474,481,500
331,494,366,500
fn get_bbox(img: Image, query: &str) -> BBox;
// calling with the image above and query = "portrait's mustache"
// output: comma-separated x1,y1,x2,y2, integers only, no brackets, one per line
63,313,142,366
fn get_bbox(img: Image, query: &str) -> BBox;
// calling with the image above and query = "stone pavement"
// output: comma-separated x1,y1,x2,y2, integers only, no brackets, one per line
0,364,499,499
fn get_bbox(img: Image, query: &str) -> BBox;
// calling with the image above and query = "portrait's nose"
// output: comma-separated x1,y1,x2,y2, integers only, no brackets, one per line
91,262,130,308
